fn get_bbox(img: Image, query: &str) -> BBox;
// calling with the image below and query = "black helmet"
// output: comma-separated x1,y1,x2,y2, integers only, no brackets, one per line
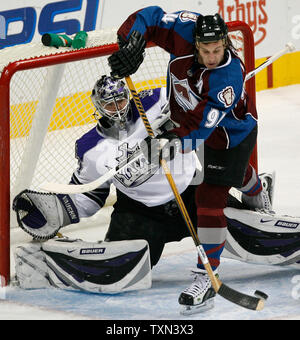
195,13,228,43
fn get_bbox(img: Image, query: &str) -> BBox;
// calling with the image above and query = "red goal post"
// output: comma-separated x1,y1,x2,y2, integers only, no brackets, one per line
0,21,255,286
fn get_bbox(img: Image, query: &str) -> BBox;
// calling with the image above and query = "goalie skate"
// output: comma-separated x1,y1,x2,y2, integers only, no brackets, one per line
260,172,275,206
179,270,216,316
242,172,275,212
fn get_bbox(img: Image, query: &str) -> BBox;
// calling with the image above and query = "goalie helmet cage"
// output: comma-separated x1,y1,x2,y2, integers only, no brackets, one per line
0,21,255,286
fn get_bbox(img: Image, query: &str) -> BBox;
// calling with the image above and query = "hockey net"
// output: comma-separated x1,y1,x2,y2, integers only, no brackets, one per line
0,21,255,285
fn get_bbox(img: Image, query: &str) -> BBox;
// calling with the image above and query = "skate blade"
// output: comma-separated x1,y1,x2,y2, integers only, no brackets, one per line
180,297,214,316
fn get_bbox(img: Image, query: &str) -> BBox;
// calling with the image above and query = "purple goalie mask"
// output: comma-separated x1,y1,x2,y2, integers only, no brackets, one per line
91,75,132,139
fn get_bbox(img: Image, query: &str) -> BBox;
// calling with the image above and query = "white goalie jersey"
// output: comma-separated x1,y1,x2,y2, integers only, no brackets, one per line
71,87,197,218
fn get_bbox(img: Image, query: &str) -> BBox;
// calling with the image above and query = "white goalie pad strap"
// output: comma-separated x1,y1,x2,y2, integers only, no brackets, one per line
223,207,300,267
15,238,152,293
14,243,52,289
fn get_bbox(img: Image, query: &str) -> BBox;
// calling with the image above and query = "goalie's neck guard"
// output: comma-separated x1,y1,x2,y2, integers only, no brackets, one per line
95,108,135,140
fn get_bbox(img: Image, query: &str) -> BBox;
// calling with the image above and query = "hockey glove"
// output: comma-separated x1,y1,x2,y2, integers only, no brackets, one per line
108,31,146,79
140,131,182,166
13,190,79,240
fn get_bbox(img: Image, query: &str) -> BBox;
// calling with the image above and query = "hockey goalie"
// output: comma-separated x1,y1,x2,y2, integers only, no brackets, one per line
13,75,300,314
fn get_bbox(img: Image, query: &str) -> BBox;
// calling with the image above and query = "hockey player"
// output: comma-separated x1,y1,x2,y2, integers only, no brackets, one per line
13,76,300,315
13,75,199,293
107,8,275,313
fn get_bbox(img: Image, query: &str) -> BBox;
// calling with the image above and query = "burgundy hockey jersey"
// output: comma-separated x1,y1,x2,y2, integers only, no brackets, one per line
117,6,258,151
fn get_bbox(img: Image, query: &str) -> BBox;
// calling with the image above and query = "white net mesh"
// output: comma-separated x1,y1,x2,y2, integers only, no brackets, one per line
4,28,247,229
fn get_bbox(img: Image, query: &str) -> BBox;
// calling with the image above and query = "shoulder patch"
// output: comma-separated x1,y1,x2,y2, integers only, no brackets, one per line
217,86,235,108
138,89,153,99
130,88,161,121
179,11,198,22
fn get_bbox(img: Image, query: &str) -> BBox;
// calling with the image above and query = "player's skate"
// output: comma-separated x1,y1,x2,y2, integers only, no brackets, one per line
179,269,216,315
242,172,275,212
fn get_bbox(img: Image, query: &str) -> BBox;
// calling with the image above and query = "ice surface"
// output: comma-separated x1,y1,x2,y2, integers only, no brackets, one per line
1,84,300,320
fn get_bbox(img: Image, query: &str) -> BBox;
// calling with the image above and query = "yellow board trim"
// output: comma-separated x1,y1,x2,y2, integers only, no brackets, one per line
10,78,167,139
10,91,95,139
10,56,300,139
255,50,300,91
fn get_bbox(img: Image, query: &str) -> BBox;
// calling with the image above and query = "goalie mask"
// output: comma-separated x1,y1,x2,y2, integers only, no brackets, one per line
91,75,132,139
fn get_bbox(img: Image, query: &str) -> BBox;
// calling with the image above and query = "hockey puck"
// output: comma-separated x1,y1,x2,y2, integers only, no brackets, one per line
254,290,268,300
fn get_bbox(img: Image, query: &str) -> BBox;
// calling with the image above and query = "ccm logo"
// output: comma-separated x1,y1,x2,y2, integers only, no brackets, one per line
0,0,99,48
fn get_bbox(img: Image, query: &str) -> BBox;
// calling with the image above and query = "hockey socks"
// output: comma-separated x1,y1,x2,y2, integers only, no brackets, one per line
195,183,230,271
239,165,262,196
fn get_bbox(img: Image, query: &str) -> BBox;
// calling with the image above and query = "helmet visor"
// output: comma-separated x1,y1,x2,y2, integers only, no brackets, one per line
100,96,130,121
93,89,130,121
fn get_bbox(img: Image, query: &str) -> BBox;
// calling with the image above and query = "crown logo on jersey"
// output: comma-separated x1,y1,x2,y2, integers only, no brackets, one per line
115,142,157,188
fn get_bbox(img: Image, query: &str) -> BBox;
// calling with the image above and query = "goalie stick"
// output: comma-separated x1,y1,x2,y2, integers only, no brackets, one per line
40,149,144,194
39,42,295,195
125,75,267,311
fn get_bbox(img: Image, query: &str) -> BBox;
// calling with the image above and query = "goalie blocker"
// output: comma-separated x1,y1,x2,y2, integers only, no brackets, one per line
14,237,151,293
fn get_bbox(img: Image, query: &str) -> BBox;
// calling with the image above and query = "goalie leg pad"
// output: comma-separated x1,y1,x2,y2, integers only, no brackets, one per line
14,243,52,289
223,207,300,267
15,238,152,293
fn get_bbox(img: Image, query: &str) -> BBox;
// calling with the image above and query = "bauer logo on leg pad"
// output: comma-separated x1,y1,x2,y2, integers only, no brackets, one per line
275,220,299,229
79,248,106,255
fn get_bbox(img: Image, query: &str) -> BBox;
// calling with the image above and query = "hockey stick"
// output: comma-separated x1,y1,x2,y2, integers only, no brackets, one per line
39,150,143,194
245,42,295,81
39,43,295,195
125,75,267,311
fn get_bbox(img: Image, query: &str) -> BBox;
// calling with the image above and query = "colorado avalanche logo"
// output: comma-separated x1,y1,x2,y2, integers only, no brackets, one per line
217,86,235,108
171,74,200,112
179,11,198,22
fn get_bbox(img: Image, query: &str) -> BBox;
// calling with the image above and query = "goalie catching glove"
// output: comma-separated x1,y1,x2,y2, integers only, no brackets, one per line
108,30,146,79
13,190,79,240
